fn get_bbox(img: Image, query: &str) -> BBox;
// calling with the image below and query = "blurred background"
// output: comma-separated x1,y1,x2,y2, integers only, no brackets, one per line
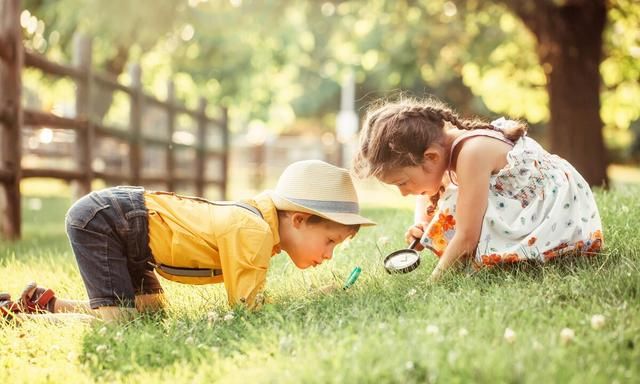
2,0,640,224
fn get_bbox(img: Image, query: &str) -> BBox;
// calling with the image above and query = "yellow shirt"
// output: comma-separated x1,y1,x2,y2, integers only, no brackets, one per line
144,191,281,309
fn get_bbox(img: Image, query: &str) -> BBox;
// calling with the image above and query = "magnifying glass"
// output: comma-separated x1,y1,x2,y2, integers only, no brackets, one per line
383,238,421,274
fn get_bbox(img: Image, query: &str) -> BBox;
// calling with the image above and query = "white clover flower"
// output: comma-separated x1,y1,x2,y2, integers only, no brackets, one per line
98,326,107,336
458,328,469,337
426,324,439,335
279,335,294,353
223,312,235,321
447,351,459,365
95,344,108,353
207,311,220,322
590,314,606,330
185,336,195,345
377,236,390,246
560,328,575,345
406,288,417,297
504,328,516,344
405,361,415,370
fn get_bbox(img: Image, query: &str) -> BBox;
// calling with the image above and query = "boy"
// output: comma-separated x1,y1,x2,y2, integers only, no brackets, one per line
1,160,374,322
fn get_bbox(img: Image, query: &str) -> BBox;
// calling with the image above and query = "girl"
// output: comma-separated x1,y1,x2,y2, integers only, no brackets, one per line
353,97,603,281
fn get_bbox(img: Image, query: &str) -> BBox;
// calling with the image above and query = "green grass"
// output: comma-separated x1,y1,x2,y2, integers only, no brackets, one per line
1,188,639,384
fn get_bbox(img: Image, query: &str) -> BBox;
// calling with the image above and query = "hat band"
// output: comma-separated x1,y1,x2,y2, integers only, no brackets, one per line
286,197,359,214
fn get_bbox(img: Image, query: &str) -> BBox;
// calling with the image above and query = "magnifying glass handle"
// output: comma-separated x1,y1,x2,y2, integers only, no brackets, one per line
408,238,420,250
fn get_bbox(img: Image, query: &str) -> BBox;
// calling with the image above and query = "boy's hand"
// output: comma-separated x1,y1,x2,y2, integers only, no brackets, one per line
306,282,339,295
404,223,426,251
318,283,339,295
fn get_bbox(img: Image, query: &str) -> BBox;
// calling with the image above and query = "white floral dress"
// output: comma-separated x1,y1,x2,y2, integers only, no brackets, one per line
418,118,603,267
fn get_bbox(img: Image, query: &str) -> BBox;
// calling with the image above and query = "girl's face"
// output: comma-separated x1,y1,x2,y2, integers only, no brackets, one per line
285,216,355,269
378,145,448,197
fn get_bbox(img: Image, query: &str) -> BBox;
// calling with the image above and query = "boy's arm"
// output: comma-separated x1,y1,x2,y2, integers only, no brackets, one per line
218,226,272,309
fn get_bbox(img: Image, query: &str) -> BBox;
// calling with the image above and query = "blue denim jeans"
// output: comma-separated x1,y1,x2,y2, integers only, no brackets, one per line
65,186,162,309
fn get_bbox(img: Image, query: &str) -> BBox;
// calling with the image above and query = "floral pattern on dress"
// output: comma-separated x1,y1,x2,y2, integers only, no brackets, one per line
422,208,456,257
418,123,604,268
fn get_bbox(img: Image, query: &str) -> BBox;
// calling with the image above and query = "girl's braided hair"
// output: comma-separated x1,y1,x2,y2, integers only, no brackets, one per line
353,97,527,179
352,97,527,213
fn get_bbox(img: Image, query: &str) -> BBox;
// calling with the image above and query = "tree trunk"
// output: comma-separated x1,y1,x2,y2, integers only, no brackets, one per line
505,0,608,187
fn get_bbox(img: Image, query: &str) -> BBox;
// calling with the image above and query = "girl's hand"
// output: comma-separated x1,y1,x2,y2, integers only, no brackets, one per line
404,223,426,251
428,265,445,284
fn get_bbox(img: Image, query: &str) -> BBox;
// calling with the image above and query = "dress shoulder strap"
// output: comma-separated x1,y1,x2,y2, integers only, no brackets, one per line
447,129,515,186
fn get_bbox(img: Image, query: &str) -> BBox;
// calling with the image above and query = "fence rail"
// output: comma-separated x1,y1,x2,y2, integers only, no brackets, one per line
0,0,229,240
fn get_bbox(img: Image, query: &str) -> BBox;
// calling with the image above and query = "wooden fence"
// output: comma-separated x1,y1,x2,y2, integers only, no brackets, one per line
0,0,229,240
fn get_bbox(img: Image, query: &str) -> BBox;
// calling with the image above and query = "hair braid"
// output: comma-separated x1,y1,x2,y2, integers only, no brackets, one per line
352,96,528,181
426,185,445,218
397,105,444,127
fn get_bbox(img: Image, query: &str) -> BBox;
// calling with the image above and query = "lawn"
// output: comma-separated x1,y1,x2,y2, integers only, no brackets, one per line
1,187,638,383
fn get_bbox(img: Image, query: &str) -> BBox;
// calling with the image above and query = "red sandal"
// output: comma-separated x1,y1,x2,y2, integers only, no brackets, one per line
1,293,22,321
19,282,57,313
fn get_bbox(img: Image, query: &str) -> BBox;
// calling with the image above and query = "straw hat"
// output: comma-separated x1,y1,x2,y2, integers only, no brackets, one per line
270,160,376,226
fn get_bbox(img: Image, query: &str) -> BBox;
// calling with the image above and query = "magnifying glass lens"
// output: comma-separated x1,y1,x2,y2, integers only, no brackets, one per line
384,250,419,271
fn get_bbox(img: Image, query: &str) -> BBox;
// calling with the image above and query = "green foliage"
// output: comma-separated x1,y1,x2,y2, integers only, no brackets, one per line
19,0,640,138
458,4,548,123
1,188,639,382
22,0,184,62
601,0,640,151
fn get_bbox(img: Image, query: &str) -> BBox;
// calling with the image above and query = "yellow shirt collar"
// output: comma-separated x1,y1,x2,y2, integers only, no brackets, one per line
244,191,281,255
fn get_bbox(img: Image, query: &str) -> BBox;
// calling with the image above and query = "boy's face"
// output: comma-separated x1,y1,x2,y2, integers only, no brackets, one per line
285,214,355,269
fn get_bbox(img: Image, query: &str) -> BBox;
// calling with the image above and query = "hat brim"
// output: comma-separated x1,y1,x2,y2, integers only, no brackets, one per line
270,192,376,226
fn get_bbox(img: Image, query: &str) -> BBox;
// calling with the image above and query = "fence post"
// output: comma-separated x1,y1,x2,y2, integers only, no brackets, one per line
72,34,93,198
195,97,207,197
0,0,23,240
166,80,175,191
251,142,266,191
220,107,228,200
129,64,142,186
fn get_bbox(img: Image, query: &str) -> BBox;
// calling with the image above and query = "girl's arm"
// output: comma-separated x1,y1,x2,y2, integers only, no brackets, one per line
414,195,433,224
430,137,505,281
